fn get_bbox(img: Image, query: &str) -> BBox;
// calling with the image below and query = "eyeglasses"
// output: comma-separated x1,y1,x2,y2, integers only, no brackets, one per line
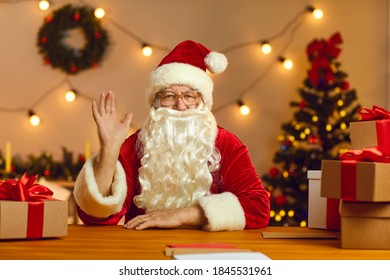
156,89,201,107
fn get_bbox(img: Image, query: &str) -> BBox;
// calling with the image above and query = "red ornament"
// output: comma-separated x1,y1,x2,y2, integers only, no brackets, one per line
70,65,78,73
44,58,51,65
269,167,279,178
79,155,86,162
299,100,307,109
341,81,350,90
91,62,98,68
284,140,292,147
308,134,320,144
94,32,101,39
41,37,47,44
274,194,287,206
45,16,53,23
44,169,51,177
73,13,81,21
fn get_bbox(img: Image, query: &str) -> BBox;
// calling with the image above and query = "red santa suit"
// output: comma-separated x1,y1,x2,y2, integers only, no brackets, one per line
73,126,270,231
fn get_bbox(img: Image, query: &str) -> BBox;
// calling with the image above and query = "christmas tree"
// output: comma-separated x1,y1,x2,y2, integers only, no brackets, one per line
262,32,361,226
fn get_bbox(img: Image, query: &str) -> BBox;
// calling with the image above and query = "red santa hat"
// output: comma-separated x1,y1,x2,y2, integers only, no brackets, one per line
145,40,228,109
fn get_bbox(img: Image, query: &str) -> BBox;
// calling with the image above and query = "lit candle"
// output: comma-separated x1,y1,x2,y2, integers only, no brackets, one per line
5,142,11,173
85,141,91,160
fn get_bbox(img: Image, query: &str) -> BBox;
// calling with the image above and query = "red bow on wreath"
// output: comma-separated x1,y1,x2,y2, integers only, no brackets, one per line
306,32,343,88
0,173,53,202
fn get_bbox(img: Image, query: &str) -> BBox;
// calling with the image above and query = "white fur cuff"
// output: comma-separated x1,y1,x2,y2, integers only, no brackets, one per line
73,154,128,218
198,192,246,231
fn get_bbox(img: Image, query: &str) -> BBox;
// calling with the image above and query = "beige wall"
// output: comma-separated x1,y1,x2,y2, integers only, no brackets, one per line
0,0,388,176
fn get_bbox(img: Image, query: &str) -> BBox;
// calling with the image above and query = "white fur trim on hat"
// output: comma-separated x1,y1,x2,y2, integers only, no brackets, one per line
198,192,246,231
73,154,127,218
145,62,214,109
205,51,228,74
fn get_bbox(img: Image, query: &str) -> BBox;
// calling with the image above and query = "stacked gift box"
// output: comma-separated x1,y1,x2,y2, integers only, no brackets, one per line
0,173,68,240
320,106,390,249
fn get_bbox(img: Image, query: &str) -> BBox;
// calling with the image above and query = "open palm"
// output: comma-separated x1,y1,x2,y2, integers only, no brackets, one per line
92,91,133,153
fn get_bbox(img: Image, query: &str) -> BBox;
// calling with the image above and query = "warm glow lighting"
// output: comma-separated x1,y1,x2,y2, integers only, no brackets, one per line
279,210,286,217
270,210,275,218
279,56,293,70
239,104,250,115
312,115,319,122
274,215,282,222
299,132,306,139
94,8,106,19
260,41,272,54
65,90,77,102
300,220,307,227
337,99,344,107
38,0,50,11
340,122,347,130
287,135,295,141
287,210,295,217
304,128,311,135
142,45,153,57
29,111,41,126
307,6,323,20
339,110,346,117
325,124,332,131
282,171,289,178
312,8,323,19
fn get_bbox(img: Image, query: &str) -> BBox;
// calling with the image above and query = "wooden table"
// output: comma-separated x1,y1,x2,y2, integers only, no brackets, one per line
1,225,390,260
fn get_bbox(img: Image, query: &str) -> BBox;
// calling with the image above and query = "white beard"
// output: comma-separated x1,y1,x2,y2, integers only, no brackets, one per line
134,106,220,212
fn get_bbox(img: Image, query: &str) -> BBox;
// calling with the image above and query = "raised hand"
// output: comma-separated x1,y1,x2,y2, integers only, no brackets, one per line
91,91,133,196
92,91,133,154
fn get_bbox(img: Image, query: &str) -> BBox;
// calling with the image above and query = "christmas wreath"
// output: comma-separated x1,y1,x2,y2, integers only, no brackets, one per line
37,4,109,74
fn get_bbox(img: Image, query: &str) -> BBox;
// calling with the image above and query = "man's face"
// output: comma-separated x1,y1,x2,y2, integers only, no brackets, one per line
155,85,202,111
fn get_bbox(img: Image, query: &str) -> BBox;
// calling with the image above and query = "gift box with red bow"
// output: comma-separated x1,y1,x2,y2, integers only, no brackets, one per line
0,173,68,239
350,105,390,153
320,148,390,202
307,170,340,231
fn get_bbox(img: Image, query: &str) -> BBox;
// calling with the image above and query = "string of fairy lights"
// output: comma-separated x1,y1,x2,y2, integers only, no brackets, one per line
0,0,324,126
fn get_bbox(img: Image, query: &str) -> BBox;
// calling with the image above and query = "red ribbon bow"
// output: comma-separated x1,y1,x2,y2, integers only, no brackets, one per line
338,147,390,163
306,32,343,87
358,105,390,121
0,173,53,202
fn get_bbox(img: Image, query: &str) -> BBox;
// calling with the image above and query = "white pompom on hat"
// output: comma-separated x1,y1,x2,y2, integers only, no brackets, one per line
145,40,228,109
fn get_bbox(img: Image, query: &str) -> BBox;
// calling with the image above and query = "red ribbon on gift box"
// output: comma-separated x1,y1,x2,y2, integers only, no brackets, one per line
358,105,390,155
0,173,53,239
326,198,340,231
337,147,390,200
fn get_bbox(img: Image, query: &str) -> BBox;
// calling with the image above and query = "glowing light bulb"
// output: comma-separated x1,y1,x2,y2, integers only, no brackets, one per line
307,6,323,20
270,210,275,218
38,0,50,11
279,56,293,70
65,90,77,102
312,115,319,122
340,123,347,130
300,220,307,227
287,210,295,217
339,110,346,117
94,8,105,19
142,45,153,57
28,111,40,126
337,99,344,107
326,124,332,131
279,210,286,217
237,100,250,115
275,215,282,222
312,8,323,19
260,41,272,54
